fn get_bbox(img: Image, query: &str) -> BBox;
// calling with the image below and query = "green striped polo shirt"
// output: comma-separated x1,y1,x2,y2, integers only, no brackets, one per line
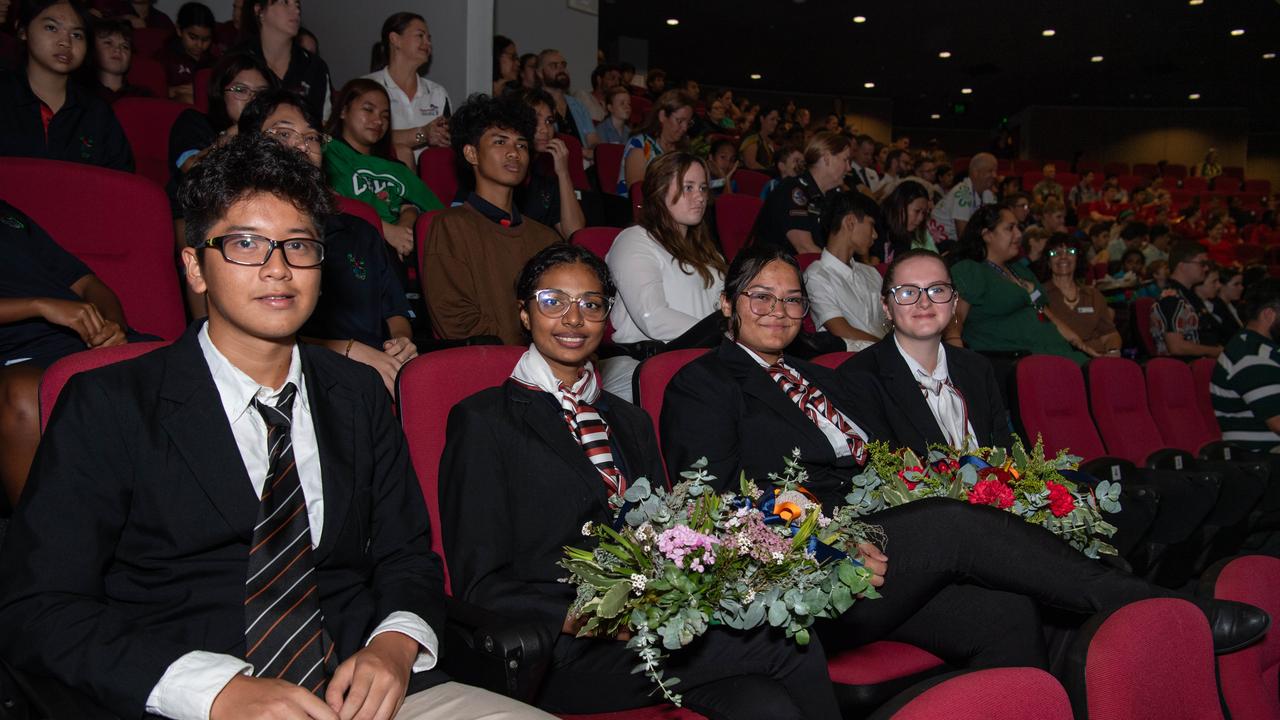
1211,329,1280,452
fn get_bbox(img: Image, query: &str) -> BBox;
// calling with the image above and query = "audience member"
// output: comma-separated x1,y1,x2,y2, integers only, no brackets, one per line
1032,163,1064,203
1036,198,1068,235
932,152,997,244
536,48,592,147
87,15,150,103
1193,262,1231,348
573,61,617,123
847,134,879,195
423,94,559,344
0,0,132,170
949,205,1085,362
618,88,693,194
1043,235,1120,356
324,79,444,240
880,179,937,259
295,24,318,55
237,0,331,123
365,12,450,165
759,144,804,200
1150,241,1222,357
1199,147,1223,181
1068,169,1099,209
517,51,537,89
706,96,735,131
872,148,908,200
439,244,843,719
705,137,738,195
508,85,586,237
213,0,241,51
121,0,172,30
904,156,943,202
587,84,630,147
1212,278,1280,452
0,132,550,720
492,34,517,96
1085,221,1112,266
805,191,885,351
1085,181,1128,223
739,105,779,171
642,66,665,98
155,1,214,104
1215,266,1245,336
1006,191,1032,227
1203,215,1234,266
1019,225,1050,280
997,174,1021,199
753,131,851,254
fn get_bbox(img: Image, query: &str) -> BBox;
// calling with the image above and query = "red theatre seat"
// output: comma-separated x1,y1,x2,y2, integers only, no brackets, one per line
1182,176,1209,193
865,667,1072,720
1064,598,1223,720
1190,358,1221,439
130,27,172,58
112,97,192,187
1244,179,1273,196
125,55,169,98
715,193,763,262
1103,162,1130,177
594,143,626,195
1087,357,1169,465
570,227,622,259
1201,555,1280,720
1133,297,1157,357
811,351,855,369
334,195,385,238
0,158,186,340
1133,163,1159,178
192,67,212,113
1015,354,1108,461
1144,358,1217,454
556,133,593,193
628,95,652,128
733,169,771,197
1013,159,1038,175
39,342,169,431
417,147,459,207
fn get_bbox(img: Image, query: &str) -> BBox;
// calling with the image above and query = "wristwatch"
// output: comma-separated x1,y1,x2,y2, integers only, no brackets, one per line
415,129,427,146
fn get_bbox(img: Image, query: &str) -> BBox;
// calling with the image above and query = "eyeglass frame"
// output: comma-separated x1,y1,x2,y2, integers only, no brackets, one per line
883,283,957,306
223,83,267,101
1046,247,1079,258
200,234,326,268
738,290,810,318
264,126,327,153
526,288,615,321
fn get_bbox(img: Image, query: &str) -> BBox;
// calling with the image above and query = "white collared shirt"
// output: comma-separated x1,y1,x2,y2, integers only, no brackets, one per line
804,250,886,352
932,177,997,243
606,225,724,344
892,336,977,448
736,341,869,457
363,68,451,161
144,325,438,720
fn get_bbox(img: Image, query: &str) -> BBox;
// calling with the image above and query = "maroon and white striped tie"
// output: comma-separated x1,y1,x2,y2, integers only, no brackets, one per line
768,363,868,463
557,383,626,497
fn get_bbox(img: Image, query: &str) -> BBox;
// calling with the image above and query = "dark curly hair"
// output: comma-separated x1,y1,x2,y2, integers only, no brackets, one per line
179,133,334,250
236,88,320,136
515,243,616,302
450,93,536,186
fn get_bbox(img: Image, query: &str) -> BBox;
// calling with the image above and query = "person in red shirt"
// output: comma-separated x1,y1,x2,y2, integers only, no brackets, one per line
1085,181,1129,223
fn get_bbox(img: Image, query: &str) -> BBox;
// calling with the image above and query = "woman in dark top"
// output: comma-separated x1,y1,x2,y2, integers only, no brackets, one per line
507,85,586,238
235,0,330,121
659,244,1268,668
0,0,132,171
440,244,842,720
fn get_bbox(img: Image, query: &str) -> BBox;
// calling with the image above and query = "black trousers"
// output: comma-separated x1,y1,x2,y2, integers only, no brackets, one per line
822,498,1170,668
535,625,841,720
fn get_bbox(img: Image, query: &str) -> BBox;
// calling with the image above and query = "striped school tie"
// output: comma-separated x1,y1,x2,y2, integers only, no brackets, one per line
244,383,336,694
767,363,868,463
557,383,626,497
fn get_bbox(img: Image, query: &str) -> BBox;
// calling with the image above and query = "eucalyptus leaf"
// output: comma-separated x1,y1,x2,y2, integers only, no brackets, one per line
623,478,652,503
767,600,789,627
599,581,631,619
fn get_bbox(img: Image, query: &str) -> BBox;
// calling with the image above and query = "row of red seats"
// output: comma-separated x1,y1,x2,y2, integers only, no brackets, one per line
958,157,1248,182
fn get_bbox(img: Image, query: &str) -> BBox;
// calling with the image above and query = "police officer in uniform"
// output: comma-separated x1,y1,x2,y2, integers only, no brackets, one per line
750,131,852,254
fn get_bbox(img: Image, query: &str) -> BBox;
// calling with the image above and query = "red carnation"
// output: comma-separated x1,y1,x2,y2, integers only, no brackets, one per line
978,467,1013,484
897,466,923,491
969,479,1015,509
1045,481,1076,517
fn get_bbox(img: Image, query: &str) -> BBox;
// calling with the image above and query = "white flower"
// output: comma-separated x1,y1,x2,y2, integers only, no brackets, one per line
771,551,784,564
817,514,832,528
581,521,594,536
744,589,757,604
630,573,647,593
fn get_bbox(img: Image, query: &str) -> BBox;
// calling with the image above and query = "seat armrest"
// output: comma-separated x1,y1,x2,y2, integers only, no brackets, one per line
440,596,557,703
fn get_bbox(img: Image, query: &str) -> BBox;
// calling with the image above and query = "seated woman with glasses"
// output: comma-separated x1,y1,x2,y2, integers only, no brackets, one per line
1043,234,1121,357
839,249,1011,455
439,244,845,720
659,244,1269,671
323,78,444,263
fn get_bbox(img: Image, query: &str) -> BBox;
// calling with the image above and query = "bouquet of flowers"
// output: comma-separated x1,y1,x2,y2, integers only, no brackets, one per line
845,436,1122,559
559,455,884,706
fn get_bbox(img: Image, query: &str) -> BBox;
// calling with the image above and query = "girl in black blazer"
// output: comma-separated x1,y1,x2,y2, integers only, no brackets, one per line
439,245,841,720
659,245,1268,669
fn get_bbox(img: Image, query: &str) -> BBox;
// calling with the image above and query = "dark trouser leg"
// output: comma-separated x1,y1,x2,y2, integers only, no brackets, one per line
536,627,840,720
883,585,1048,669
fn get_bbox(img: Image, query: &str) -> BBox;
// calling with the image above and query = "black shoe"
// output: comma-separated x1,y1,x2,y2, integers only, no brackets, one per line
1203,599,1270,654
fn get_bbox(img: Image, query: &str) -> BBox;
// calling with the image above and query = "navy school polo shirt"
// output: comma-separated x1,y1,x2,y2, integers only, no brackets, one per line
0,69,134,171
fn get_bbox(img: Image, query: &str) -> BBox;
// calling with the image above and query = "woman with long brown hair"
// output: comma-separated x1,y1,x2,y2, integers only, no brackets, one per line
617,89,695,194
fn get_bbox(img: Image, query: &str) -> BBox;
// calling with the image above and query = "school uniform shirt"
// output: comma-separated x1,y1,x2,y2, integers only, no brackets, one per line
516,155,563,231
803,250,885,351
1212,329,1280,452
0,70,134,171
91,80,153,105
893,336,978,449
604,225,724,344
1150,279,1206,355
932,177,996,244
300,213,411,349
752,171,833,252
239,39,331,124
847,161,879,193
363,68,450,163
153,38,213,89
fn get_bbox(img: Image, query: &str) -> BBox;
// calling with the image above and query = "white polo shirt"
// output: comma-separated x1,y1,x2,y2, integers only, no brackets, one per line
363,68,451,161
932,177,997,243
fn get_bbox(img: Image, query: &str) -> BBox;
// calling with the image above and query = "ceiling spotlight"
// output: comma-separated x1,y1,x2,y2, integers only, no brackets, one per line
852,15,867,23
1188,93,1201,100
930,113,942,120
1042,29,1056,37
749,73,762,80
1230,28,1245,36
665,18,679,26
1265,52,1277,60
864,81,875,89
1091,55,1104,63
1188,0,1203,4
938,50,952,58
961,87,973,95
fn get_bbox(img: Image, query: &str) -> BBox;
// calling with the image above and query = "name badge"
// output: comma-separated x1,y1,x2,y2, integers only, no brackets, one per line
1076,306,1095,314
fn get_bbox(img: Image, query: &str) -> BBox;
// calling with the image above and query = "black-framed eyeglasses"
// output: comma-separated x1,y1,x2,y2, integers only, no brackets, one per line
1047,247,1079,258
740,290,809,318
265,126,326,153
201,234,325,268
224,83,267,101
885,283,956,305
528,289,613,322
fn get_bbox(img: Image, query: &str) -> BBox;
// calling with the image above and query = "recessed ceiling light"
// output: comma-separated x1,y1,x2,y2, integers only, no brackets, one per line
1091,55,1104,63
665,18,679,26
1230,29,1245,36
1188,93,1201,100
852,15,867,23
1265,52,1277,60
938,50,952,58
749,73,762,80
1042,29,1056,37
961,87,973,95
930,113,942,120
1188,0,1203,4
863,81,875,89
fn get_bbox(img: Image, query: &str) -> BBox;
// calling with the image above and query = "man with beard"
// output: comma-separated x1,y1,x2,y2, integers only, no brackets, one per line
1212,279,1280,452
535,48,592,146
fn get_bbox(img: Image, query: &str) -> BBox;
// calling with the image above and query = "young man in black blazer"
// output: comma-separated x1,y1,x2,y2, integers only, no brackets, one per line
0,134,547,720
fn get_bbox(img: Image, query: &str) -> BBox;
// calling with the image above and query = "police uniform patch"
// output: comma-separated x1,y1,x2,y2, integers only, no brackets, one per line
791,188,807,206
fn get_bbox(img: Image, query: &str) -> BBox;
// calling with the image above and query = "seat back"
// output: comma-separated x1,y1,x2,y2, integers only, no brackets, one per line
112,97,191,186
125,55,169,98
0,158,186,340
396,346,527,591
1133,297,1157,357
1243,179,1272,196
569,226,622,259
594,142,626,195
1103,161,1130,177
334,195,384,238
733,169,771,197
1076,160,1103,175
192,67,212,113
1165,164,1188,179
1065,598,1223,720
1087,357,1166,464
130,26,171,57
628,95,652,127
1133,163,1159,179
715,193,764,262
1191,358,1221,439
634,349,709,446
1144,358,1216,453
867,668,1072,720
1012,354,1104,459
1203,555,1280,720
1013,159,1039,175
555,133,592,192
417,147,459,206
39,342,169,430
811,351,855,369
1182,176,1209,193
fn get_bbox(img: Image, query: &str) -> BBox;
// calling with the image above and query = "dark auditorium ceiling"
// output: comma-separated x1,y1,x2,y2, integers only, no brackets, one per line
599,0,1280,132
